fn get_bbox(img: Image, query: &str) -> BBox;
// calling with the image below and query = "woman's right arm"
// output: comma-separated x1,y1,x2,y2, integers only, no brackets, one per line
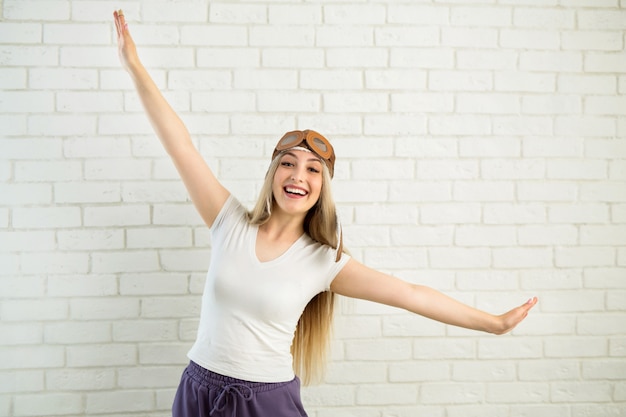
113,10,229,227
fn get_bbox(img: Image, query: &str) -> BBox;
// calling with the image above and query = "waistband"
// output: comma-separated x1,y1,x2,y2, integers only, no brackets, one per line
185,361,297,393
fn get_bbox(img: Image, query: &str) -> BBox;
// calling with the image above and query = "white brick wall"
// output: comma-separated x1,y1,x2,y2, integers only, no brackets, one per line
1,0,625,416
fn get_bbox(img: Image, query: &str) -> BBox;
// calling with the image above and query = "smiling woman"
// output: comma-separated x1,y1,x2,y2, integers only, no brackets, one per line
112,9,537,417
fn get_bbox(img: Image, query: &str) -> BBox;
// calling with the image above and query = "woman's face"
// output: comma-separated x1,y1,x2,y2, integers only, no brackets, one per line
272,150,323,218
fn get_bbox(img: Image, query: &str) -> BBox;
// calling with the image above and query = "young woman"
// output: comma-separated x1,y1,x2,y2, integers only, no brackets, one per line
113,10,538,417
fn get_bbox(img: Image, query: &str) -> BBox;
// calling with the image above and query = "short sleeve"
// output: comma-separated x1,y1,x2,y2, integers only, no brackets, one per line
324,252,351,291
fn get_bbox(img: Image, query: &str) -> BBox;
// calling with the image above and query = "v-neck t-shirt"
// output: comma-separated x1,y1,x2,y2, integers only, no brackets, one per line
187,195,350,382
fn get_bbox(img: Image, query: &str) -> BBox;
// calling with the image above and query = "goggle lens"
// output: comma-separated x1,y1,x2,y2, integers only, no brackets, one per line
312,137,328,153
279,133,300,147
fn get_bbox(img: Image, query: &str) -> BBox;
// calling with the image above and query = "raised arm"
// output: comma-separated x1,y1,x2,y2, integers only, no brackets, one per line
113,10,229,227
330,258,537,335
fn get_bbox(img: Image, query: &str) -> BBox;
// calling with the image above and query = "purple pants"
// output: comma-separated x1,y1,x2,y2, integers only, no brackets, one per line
172,361,308,417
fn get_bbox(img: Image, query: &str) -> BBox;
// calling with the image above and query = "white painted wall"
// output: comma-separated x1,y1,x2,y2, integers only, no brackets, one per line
1,1,625,416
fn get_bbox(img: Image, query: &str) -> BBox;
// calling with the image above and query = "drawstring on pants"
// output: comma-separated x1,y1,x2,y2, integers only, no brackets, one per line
209,383,254,417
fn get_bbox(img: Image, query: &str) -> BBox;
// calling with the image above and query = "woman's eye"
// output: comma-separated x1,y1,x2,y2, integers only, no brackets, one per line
281,161,294,167
308,167,320,173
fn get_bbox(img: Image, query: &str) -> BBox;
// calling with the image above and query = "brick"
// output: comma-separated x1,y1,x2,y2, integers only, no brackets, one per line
364,114,427,136
391,225,453,247
181,25,247,46
55,182,120,203
197,47,260,68
495,71,556,93
454,181,514,201
487,382,549,403
514,8,576,28
552,382,612,403
375,27,439,47
44,321,111,344
578,10,626,29
64,136,131,158
520,269,582,290
581,183,626,202
118,366,182,388
586,96,626,115
389,361,449,383
29,114,96,136
141,297,200,318
70,298,139,320
392,93,454,113
0,345,64,369
0,91,53,113
48,275,118,297
363,248,427,269
0,231,55,252
46,369,115,391
494,116,553,136
562,30,623,51
0,45,58,66
84,205,150,227
581,225,626,245
430,115,491,136
345,339,412,361
327,47,387,68
420,382,484,405
139,343,191,365
324,92,388,113
317,26,373,47
269,5,321,24
0,370,44,393
4,0,69,20
257,91,320,113
585,52,626,73
143,1,207,22
501,29,560,49
122,181,188,203
585,138,626,158
1,323,42,345
232,69,295,90
493,248,553,268
44,23,109,44
0,22,41,44
457,93,520,114
92,251,160,273
357,384,417,405
457,50,518,70
15,160,82,182
523,137,583,157
479,338,543,359
366,69,426,90
113,320,178,342
430,248,491,269
2,184,53,210
420,203,481,224
14,393,82,416
160,249,211,272
451,7,512,27
547,159,608,180
558,74,617,94
67,344,136,367
584,268,626,289
517,181,577,202
518,359,580,381
522,95,582,115
556,247,615,267
86,390,154,414
482,159,544,179
12,207,80,228
391,48,454,69
0,68,26,90
442,27,498,48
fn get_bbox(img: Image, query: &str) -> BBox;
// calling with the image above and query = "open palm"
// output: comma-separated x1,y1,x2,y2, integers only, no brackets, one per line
113,10,139,72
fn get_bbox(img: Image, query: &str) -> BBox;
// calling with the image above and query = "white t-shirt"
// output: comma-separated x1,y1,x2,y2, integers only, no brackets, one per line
187,195,350,382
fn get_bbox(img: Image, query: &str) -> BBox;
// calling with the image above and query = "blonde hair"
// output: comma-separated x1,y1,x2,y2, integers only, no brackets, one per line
247,153,343,385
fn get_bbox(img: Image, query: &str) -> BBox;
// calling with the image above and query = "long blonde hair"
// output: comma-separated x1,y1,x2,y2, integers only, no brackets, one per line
247,153,343,385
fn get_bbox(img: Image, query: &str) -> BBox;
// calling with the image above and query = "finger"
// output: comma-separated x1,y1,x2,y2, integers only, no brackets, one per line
113,11,121,37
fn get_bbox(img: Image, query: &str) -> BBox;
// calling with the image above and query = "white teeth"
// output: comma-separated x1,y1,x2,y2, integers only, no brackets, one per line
285,187,306,195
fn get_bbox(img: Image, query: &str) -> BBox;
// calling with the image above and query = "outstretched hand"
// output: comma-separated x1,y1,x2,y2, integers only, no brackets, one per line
493,297,538,335
113,10,139,72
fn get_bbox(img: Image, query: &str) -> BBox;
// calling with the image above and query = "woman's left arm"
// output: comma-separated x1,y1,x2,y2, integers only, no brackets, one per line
330,258,537,335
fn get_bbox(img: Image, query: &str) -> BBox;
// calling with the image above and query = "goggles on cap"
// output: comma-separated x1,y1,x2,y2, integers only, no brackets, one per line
272,130,336,178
